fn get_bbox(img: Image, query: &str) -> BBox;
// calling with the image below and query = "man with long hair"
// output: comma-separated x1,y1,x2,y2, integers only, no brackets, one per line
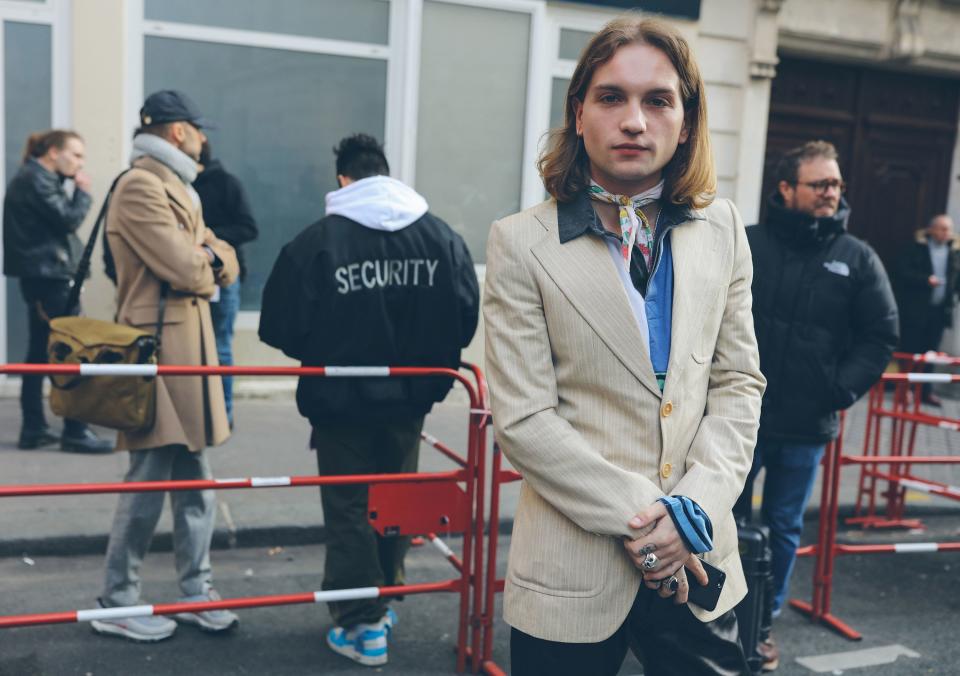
2,129,113,453
483,16,764,675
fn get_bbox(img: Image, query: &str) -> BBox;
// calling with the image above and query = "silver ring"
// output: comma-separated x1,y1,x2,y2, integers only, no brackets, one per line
642,553,658,570
664,575,679,593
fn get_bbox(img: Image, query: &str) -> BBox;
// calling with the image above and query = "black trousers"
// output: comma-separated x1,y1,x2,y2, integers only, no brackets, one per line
312,417,424,627
18,278,85,434
900,307,949,396
511,586,750,676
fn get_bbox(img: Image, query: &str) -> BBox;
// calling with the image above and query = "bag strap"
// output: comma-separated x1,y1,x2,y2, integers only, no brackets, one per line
65,169,132,314
156,282,168,355
66,168,171,354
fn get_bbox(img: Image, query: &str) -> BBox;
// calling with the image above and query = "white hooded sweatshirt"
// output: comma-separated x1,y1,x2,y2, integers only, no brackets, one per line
324,175,428,232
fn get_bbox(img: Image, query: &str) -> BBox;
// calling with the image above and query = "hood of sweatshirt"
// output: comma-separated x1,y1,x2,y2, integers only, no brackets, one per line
324,175,428,232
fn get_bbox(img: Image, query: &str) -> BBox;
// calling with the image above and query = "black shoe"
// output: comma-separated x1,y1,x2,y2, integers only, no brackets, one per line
18,427,59,450
60,428,114,454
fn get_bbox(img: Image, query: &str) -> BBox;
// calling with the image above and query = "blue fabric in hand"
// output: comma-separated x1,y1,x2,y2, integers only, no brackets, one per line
657,495,713,554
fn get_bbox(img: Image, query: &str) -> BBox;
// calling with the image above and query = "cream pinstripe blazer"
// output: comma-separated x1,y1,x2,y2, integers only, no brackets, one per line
483,197,765,643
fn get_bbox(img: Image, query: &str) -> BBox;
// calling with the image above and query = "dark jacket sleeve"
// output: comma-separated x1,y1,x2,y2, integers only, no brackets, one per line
834,248,899,407
894,242,931,292
30,172,91,235
259,245,308,361
214,173,258,247
453,235,480,348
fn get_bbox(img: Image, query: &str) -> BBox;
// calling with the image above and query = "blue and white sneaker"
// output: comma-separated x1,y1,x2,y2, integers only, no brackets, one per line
327,619,389,667
383,607,398,637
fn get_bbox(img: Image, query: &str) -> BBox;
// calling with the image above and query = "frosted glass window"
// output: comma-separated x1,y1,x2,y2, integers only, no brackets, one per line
145,37,387,310
416,2,530,263
551,77,571,130
4,22,51,360
145,0,390,45
559,29,593,61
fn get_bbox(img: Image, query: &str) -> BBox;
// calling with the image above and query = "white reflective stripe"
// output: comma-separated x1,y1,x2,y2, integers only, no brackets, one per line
325,366,390,377
421,432,439,446
77,604,155,622
949,486,960,496
313,587,380,604
79,364,158,377
906,373,953,383
918,351,952,364
214,478,246,485
938,421,960,431
430,536,455,559
470,408,489,415
251,477,291,487
894,543,938,553
899,479,933,494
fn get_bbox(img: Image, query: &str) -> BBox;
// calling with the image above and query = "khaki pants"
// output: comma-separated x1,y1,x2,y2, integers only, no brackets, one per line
312,417,424,627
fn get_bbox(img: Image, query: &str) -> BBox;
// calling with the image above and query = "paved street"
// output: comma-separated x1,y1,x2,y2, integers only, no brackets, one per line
1,386,959,673
1,518,959,675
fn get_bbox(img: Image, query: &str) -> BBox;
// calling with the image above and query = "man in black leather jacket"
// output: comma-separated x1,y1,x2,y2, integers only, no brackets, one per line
2,129,112,452
733,141,898,671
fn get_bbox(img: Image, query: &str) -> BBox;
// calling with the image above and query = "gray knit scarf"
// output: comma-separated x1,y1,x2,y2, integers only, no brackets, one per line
131,133,200,207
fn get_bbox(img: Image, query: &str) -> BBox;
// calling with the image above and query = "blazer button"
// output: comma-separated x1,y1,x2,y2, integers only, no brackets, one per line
191,299,197,306
661,401,673,417
661,463,673,479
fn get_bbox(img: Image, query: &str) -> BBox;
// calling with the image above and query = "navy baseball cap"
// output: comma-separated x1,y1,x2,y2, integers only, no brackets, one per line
139,90,215,129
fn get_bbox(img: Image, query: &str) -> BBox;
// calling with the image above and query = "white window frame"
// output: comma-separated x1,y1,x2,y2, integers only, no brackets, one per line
127,0,405,332
0,0,71,368
126,0,610,329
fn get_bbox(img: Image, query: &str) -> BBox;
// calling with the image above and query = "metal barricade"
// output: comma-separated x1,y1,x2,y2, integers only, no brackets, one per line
850,352,960,529
791,373,960,640
0,362,491,673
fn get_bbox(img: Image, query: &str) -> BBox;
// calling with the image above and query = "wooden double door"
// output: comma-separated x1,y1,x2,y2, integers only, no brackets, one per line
762,57,959,270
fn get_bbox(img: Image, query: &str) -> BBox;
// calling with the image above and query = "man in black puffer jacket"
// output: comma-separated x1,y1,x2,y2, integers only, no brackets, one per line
733,140,898,671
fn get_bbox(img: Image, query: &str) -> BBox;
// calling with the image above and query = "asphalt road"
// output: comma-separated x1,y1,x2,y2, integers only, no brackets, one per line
2,514,959,675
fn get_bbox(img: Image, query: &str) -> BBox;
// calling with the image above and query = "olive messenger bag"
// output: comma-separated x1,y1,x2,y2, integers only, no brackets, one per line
47,169,169,432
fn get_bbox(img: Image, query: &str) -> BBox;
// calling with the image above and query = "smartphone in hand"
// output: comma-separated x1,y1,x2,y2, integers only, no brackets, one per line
685,558,726,611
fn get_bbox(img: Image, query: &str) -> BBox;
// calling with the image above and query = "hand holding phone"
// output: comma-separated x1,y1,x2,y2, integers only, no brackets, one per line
685,558,726,611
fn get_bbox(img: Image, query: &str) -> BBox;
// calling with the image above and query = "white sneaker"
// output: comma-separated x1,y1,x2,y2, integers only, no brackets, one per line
91,602,177,643
174,589,239,633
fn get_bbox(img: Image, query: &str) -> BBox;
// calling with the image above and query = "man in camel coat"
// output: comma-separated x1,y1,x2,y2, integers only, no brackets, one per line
94,91,239,643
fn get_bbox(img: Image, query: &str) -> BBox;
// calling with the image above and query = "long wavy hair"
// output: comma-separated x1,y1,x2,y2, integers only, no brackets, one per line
539,16,715,208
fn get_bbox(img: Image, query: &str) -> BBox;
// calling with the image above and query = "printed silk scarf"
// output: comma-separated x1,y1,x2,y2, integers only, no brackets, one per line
588,180,664,270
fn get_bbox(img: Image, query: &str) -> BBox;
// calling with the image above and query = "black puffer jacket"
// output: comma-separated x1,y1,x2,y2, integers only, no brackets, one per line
749,194,899,443
2,159,91,279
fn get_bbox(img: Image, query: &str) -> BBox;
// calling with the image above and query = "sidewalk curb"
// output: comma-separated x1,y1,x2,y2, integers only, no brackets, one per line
5,503,960,558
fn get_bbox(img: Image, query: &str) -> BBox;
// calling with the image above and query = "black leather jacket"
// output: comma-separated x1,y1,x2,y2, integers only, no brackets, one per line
3,159,92,279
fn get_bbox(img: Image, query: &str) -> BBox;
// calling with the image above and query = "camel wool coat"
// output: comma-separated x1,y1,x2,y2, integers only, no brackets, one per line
106,155,238,452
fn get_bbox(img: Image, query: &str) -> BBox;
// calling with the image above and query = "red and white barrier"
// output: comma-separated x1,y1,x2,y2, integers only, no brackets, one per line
0,362,500,674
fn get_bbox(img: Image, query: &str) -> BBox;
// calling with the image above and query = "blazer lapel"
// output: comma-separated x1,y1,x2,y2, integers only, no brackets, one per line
531,208,662,398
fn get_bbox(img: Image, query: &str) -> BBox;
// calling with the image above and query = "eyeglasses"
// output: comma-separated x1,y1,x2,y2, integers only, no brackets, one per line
795,179,846,195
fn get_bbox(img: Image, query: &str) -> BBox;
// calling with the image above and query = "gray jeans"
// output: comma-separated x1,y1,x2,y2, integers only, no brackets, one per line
101,444,216,607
